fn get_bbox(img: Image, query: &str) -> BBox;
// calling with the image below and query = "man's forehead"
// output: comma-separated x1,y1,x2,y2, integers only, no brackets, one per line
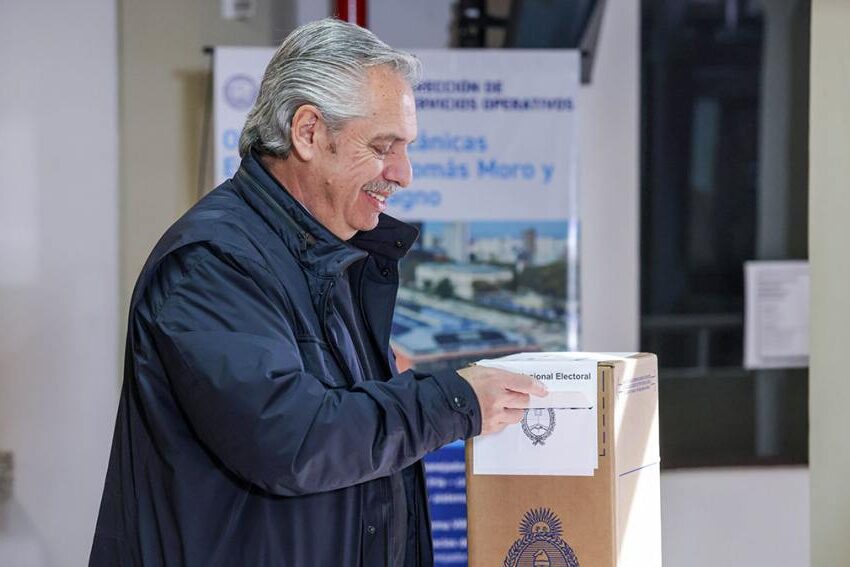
357,68,418,141
364,64,410,91
362,68,415,109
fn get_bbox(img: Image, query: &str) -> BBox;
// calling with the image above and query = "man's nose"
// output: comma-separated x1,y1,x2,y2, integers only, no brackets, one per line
383,148,413,188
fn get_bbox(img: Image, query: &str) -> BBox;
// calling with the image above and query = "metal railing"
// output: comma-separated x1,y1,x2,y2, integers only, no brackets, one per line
642,313,749,379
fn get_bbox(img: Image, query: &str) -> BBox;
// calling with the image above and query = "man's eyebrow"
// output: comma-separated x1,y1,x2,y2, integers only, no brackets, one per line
370,133,412,144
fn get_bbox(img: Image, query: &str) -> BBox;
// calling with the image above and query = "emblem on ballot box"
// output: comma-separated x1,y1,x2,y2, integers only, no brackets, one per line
503,508,579,567
521,408,556,446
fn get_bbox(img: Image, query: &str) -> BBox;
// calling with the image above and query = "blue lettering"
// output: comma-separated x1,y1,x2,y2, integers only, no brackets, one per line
388,190,442,212
542,163,555,184
412,159,470,180
477,160,536,180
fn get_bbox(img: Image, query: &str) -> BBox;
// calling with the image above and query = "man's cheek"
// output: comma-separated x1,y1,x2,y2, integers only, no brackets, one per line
351,150,383,173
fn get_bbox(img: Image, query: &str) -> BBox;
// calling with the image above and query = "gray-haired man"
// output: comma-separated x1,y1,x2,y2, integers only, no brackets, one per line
90,19,544,566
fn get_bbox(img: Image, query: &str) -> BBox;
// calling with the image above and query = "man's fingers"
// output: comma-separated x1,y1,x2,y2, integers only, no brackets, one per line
501,371,548,397
502,391,531,410
484,408,526,435
464,366,551,437
501,408,526,424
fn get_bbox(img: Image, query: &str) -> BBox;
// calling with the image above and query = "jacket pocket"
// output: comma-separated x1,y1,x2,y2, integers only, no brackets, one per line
295,335,349,389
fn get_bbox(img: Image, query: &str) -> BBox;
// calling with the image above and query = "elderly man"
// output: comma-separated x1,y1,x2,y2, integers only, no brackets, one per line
90,18,545,566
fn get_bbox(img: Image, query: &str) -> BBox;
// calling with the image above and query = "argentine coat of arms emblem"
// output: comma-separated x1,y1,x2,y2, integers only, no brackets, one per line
521,408,557,446
503,508,580,567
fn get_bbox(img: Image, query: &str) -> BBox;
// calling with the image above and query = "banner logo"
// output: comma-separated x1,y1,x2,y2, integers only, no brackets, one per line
223,74,258,110
504,508,579,567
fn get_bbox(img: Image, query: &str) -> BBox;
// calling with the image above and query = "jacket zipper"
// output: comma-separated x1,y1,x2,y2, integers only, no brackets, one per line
355,262,401,566
319,277,357,386
356,259,395,378
383,476,392,566
413,461,424,567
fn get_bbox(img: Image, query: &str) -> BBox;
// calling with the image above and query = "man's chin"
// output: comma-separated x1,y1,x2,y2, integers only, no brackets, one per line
356,215,381,233
344,218,380,239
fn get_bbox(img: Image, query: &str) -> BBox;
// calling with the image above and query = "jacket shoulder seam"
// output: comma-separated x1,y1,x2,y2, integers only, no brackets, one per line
149,247,281,323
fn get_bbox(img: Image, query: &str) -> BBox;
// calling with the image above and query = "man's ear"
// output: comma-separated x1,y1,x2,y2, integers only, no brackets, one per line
289,105,323,161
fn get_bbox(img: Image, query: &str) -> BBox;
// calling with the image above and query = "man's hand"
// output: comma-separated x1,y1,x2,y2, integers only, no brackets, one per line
457,365,548,436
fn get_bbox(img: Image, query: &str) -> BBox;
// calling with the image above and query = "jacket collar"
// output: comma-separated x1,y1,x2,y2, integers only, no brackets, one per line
232,152,419,277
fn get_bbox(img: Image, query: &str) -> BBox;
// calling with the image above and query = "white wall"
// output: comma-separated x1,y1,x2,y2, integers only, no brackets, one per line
809,2,850,565
0,0,120,565
662,468,809,567
575,0,640,351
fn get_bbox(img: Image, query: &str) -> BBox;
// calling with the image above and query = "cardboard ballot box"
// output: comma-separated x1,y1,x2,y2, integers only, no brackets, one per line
466,352,661,567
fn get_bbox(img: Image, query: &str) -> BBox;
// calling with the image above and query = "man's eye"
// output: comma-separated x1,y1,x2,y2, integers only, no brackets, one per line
372,145,392,158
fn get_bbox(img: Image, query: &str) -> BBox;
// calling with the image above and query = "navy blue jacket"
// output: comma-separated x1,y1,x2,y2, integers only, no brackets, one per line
90,153,482,566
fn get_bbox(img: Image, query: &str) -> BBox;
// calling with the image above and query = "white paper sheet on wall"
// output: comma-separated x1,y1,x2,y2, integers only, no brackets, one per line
744,261,809,369
473,355,598,476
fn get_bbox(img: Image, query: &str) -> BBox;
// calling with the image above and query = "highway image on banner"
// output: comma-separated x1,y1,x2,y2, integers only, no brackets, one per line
391,220,577,374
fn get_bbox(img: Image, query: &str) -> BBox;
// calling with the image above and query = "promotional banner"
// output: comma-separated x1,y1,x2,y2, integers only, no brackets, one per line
214,47,581,566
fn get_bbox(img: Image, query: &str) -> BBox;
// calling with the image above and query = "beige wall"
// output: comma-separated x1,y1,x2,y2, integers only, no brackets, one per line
809,1,850,565
119,0,305,306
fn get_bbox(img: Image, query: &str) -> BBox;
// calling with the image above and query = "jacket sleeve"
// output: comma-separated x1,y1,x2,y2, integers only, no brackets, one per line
147,247,481,497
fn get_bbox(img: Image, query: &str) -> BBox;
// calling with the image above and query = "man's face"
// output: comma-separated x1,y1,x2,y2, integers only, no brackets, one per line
310,66,417,240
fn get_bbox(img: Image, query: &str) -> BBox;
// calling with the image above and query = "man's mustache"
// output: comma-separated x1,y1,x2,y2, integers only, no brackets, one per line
361,180,400,196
